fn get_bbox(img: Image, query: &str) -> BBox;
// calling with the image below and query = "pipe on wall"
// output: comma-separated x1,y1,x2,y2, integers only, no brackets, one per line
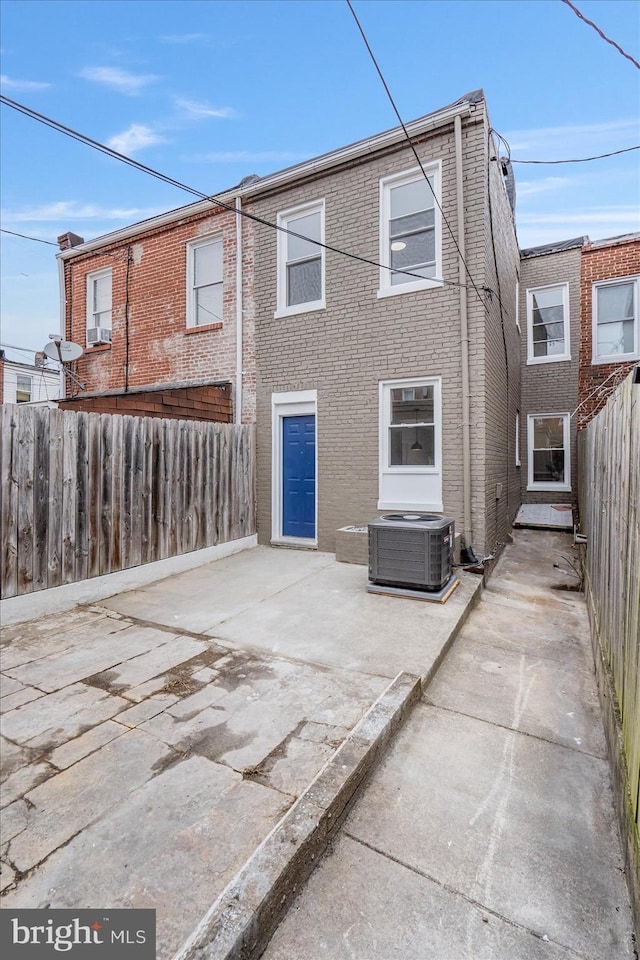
235,195,243,424
454,113,472,548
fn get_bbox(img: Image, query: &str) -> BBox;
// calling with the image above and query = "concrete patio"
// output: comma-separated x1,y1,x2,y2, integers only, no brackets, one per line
0,545,479,959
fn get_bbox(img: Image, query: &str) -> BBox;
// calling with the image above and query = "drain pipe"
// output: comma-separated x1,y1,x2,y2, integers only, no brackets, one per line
235,195,243,425
454,114,473,554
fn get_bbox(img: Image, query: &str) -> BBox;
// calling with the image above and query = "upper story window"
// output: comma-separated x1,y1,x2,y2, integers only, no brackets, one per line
276,200,325,317
187,236,223,328
378,164,442,298
16,374,32,403
593,276,639,363
86,268,112,345
526,283,570,363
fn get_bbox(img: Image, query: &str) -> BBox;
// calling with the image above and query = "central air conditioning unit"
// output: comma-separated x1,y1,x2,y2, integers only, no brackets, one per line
87,327,112,346
368,514,454,592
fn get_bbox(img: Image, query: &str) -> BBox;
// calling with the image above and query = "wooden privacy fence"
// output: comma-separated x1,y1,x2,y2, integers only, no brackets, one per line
578,371,639,831
1,404,256,599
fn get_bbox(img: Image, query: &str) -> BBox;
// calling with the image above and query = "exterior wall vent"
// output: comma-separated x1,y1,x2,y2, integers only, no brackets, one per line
368,513,454,591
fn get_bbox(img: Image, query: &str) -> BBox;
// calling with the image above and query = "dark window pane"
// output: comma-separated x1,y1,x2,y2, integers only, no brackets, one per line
390,425,435,466
391,230,435,271
287,257,321,306
390,388,434,425
533,449,565,483
390,209,434,238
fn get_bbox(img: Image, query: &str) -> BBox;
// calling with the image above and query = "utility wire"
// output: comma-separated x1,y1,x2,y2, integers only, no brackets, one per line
561,0,640,70
1,227,58,245
0,93,479,294
345,0,487,309
512,145,640,164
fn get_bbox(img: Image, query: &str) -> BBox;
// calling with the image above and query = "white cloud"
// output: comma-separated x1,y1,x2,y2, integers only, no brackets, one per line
184,150,309,164
79,66,158,95
174,97,235,120
504,119,638,157
2,201,164,223
516,205,640,248
1,74,51,91
516,176,572,197
106,124,165,154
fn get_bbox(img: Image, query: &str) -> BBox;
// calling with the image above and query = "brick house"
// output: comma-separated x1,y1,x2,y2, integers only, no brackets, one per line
240,90,520,557
577,233,640,428
56,192,257,424
518,238,584,507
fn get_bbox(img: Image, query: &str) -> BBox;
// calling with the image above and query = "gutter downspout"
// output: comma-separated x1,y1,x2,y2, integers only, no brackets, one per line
455,114,472,549
57,256,66,400
235,196,243,425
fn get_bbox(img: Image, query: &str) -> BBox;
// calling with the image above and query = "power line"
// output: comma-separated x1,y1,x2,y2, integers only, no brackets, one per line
561,0,640,70
512,145,640,165
0,93,481,295
345,0,487,309
1,227,58,245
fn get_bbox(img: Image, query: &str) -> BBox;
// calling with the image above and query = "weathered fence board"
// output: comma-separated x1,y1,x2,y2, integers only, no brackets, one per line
578,371,640,829
1,405,256,600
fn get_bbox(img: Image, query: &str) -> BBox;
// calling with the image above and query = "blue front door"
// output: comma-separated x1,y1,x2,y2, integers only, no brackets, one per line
282,414,316,538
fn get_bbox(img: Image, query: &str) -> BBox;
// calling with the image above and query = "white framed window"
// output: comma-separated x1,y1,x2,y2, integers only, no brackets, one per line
527,413,570,492
515,280,521,332
276,200,325,317
187,235,223,327
378,164,442,298
378,377,443,511
592,276,639,363
526,283,570,363
86,268,112,335
515,410,521,467
16,374,32,403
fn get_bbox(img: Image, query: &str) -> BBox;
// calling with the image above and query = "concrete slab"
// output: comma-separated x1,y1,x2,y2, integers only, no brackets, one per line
102,546,336,633
264,833,579,960
210,560,480,680
514,503,573,529
342,703,632,960
2,756,290,960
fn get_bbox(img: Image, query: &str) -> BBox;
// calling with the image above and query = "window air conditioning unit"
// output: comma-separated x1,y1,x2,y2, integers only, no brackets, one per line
368,514,454,592
87,327,112,346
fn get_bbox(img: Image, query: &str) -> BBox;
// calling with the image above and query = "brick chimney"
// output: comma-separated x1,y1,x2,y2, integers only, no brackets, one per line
57,232,85,251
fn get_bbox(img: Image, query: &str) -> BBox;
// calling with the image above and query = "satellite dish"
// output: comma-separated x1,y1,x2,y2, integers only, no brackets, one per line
43,339,84,362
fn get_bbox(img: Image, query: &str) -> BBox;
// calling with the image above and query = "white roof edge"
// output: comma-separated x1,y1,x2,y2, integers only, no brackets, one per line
58,96,478,260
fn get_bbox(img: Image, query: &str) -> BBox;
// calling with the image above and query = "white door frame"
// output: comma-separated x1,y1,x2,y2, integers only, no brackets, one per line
271,389,318,546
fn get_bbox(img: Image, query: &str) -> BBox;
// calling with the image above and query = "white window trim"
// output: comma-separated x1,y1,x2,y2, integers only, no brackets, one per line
377,163,443,299
592,275,640,365
86,267,112,334
186,233,224,328
526,282,570,365
275,200,325,319
527,413,571,492
515,280,521,333
271,389,318,547
515,411,521,467
377,376,443,511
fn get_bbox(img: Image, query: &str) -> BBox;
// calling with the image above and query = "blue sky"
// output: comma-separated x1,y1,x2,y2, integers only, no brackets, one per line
1,0,639,363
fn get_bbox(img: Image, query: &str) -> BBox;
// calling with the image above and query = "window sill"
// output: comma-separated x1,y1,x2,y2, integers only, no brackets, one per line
85,342,111,353
526,483,571,493
527,354,571,365
186,322,223,334
377,500,444,512
377,278,443,299
273,301,325,320
591,353,638,366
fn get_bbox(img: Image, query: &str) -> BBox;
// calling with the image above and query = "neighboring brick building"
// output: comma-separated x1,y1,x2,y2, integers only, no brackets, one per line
577,233,640,428
518,238,584,506
56,192,256,424
243,90,520,557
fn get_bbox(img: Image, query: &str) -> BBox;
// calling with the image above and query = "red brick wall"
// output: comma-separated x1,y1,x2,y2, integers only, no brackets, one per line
63,203,256,423
58,383,231,422
578,236,640,427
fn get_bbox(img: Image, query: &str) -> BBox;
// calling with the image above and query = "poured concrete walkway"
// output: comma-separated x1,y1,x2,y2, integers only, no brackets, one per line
263,530,636,960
